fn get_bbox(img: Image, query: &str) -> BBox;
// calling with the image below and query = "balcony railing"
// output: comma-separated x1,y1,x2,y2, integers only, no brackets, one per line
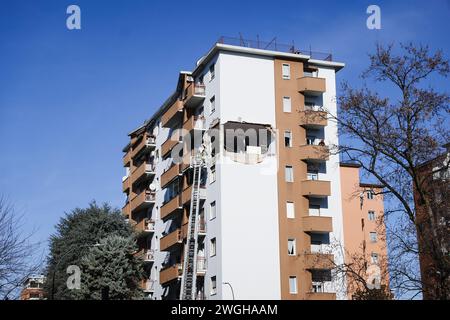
161,99,183,128
304,253,334,270
300,110,328,128
161,163,181,188
183,116,206,132
184,83,206,108
143,279,156,293
160,195,182,220
300,145,329,162
197,257,207,274
161,134,182,157
144,219,156,233
131,162,156,185
303,216,333,233
301,180,331,197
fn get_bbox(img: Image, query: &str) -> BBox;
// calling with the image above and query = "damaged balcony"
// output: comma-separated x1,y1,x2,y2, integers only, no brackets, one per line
184,83,206,108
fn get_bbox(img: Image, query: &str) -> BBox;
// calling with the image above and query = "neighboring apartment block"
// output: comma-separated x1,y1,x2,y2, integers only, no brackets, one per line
121,37,388,300
20,275,46,300
340,163,389,298
413,144,450,299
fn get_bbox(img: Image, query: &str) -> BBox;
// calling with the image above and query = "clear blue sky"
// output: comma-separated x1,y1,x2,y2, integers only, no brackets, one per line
0,1,449,253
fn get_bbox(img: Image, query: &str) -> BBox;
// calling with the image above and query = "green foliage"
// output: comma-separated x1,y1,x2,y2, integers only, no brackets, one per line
74,235,144,300
44,201,138,299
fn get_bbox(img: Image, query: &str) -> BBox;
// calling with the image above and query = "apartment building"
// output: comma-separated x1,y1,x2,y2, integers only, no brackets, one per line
121,37,387,300
340,163,389,298
413,144,450,299
20,275,46,300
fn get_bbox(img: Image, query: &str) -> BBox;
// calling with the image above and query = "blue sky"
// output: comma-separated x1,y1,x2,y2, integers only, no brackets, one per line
0,0,449,255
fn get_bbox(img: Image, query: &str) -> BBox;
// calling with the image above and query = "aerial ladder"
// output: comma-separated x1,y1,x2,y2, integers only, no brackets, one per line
179,151,206,300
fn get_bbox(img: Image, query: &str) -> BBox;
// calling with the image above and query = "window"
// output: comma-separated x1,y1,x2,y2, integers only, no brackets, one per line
210,96,216,114
209,64,215,80
210,276,217,295
210,238,216,257
288,239,296,256
286,202,295,219
370,232,377,243
282,63,291,80
285,166,294,182
371,252,379,264
210,201,216,220
367,190,374,200
284,131,292,147
289,276,297,294
283,96,291,112
210,165,216,183
368,210,376,221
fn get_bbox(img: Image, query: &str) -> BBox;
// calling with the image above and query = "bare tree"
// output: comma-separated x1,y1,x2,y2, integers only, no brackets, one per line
0,197,43,299
329,43,449,299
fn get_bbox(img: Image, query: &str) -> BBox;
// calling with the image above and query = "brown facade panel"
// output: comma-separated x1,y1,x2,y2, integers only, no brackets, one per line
160,228,182,251
122,176,130,193
161,137,181,157
301,180,331,197
123,151,131,166
130,162,155,186
160,264,182,285
297,76,326,95
160,196,182,220
131,133,156,159
161,100,183,127
161,163,181,188
302,216,333,233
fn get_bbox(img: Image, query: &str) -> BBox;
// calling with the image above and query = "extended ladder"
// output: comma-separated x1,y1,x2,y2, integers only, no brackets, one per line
180,154,204,300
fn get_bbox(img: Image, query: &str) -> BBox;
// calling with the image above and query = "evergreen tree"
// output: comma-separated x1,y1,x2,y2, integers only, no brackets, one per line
74,235,143,300
44,202,137,299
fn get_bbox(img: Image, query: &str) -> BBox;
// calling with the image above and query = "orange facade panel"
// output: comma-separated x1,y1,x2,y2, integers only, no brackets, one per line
297,76,326,95
305,292,336,300
304,253,334,270
301,180,331,197
302,216,333,233
299,145,330,161
299,110,328,127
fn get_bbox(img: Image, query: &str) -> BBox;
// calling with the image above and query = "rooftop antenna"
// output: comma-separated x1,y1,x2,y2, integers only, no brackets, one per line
264,37,277,50
256,34,260,49
239,32,245,46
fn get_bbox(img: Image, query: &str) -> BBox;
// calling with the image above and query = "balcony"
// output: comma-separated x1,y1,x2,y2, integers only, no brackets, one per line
123,151,131,166
130,190,156,213
160,195,182,221
302,216,333,233
161,134,181,158
122,202,131,218
134,218,155,235
301,180,331,197
131,133,156,159
122,176,130,193
131,162,155,186
181,185,207,205
161,163,181,188
198,218,206,236
161,99,183,128
160,229,183,252
160,264,182,285
305,292,336,300
184,83,206,108
299,110,328,128
197,257,207,275
297,76,326,95
144,250,155,263
300,145,329,162
183,116,206,132
142,279,156,293
304,253,334,270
